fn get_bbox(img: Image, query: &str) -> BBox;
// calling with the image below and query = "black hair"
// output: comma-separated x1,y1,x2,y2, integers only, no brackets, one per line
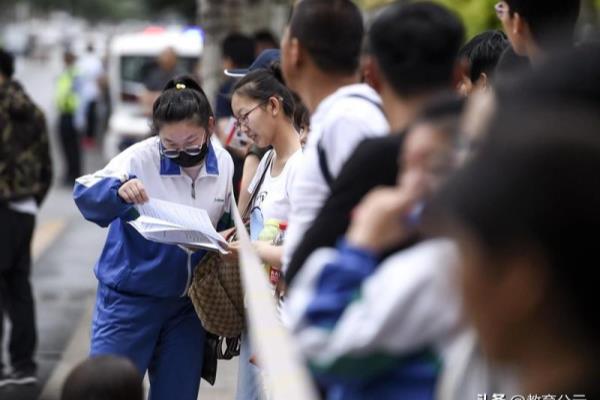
233,62,296,121
254,29,279,49
61,355,143,400
368,1,465,97
221,33,256,68
496,44,600,112
459,30,509,83
432,104,600,346
505,0,581,49
289,0,364,75
151,75,214,135
0,48,15,79
292,91,310,132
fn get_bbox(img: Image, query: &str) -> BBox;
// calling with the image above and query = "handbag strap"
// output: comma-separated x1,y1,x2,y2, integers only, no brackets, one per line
242,150,274,221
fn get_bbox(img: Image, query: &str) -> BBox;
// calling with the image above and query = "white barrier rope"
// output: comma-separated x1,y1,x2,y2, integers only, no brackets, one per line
231,197,318,400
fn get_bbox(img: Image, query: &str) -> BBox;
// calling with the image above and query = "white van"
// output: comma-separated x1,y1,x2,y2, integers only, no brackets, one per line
103,27,203,159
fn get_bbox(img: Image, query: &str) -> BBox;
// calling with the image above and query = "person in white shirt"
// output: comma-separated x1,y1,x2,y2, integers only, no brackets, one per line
76,43,104,147
279,0,389,272
228,63,302,400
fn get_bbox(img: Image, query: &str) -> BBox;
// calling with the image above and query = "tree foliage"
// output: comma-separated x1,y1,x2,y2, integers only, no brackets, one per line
356,0,499,38
356,0,598,40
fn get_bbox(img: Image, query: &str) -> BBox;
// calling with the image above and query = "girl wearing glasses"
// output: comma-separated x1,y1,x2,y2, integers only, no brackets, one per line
73,76,234,400
229,63,303,400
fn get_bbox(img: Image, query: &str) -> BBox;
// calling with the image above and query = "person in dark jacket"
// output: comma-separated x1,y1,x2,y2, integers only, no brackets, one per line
285,1,465,284
0,48,52,388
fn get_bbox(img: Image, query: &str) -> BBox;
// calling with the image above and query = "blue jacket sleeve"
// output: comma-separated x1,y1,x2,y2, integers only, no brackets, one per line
304,240,379,329
73,175,137,228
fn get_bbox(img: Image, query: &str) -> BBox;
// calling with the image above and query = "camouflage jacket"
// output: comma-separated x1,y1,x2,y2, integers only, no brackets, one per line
0,80,52,206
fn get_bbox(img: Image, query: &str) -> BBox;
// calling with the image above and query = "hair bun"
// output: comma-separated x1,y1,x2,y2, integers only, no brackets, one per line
163,75,204,94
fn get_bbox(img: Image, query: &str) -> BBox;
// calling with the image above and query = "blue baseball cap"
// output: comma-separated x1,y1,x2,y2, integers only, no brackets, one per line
224,49,281,78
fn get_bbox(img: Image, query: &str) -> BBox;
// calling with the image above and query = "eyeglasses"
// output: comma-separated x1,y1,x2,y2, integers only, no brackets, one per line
159,140,204,159
495,2,508,19
233,101,267,130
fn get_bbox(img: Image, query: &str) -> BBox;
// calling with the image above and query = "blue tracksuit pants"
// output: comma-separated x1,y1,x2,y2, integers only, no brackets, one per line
90,283,205,400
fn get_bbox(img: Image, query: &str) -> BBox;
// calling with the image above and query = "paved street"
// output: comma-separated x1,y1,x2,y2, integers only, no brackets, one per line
1,52,237,400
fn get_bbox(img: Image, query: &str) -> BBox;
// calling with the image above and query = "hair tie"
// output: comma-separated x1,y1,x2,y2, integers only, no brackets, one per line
175,83,186,90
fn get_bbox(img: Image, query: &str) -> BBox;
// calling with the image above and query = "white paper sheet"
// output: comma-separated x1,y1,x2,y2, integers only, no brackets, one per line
127,198,228,253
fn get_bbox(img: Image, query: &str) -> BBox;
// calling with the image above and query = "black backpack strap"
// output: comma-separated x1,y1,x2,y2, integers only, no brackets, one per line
316,94,384,188
317,140,334,187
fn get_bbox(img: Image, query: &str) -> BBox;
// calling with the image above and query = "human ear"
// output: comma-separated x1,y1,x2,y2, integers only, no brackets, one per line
513,12,525,36
206,116,215,136
454,58,470,91
363,56,382,92
269,96,281,117
290,38,301,68
479,73,489,90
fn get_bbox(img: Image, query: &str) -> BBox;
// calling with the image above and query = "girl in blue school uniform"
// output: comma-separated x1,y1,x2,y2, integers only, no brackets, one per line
73,76,234,400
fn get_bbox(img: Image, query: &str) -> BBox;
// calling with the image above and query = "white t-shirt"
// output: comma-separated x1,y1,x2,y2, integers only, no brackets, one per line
282,84,389,271
77,53,103,101
248,149,303,241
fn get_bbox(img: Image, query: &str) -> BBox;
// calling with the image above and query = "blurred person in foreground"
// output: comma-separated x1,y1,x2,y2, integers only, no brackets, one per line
457,30,509,96
286,95,478,400
280,0,390,277
0,48,52,388
429,46,600,397
56,50,82,185
61,355,143,400
285,1,465,284
430,104,600,396
495,0,581,67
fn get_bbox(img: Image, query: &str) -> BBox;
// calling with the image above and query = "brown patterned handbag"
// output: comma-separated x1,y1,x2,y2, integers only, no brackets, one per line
188,151,274,338
188,244,245,338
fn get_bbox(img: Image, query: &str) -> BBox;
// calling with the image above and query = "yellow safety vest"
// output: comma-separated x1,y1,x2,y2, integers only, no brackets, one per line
56,68,79,114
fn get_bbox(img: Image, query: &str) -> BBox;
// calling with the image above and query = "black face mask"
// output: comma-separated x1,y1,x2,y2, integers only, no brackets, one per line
170,145,208,168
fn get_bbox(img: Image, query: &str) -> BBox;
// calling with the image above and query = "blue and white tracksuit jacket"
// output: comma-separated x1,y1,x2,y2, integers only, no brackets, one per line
73,136,234,400
284,239,466,400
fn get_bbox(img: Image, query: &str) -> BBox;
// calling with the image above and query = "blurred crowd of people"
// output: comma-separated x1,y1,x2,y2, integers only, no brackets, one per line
1,0,599,399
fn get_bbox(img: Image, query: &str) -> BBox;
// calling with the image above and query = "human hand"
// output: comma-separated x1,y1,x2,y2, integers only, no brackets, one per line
347,171,428,253
118,179,149,204
223,241,241,264
219,227,237,241
252,241,269,259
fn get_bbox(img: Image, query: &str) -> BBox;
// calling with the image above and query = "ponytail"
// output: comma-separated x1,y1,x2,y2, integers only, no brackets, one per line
151,75,214,135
